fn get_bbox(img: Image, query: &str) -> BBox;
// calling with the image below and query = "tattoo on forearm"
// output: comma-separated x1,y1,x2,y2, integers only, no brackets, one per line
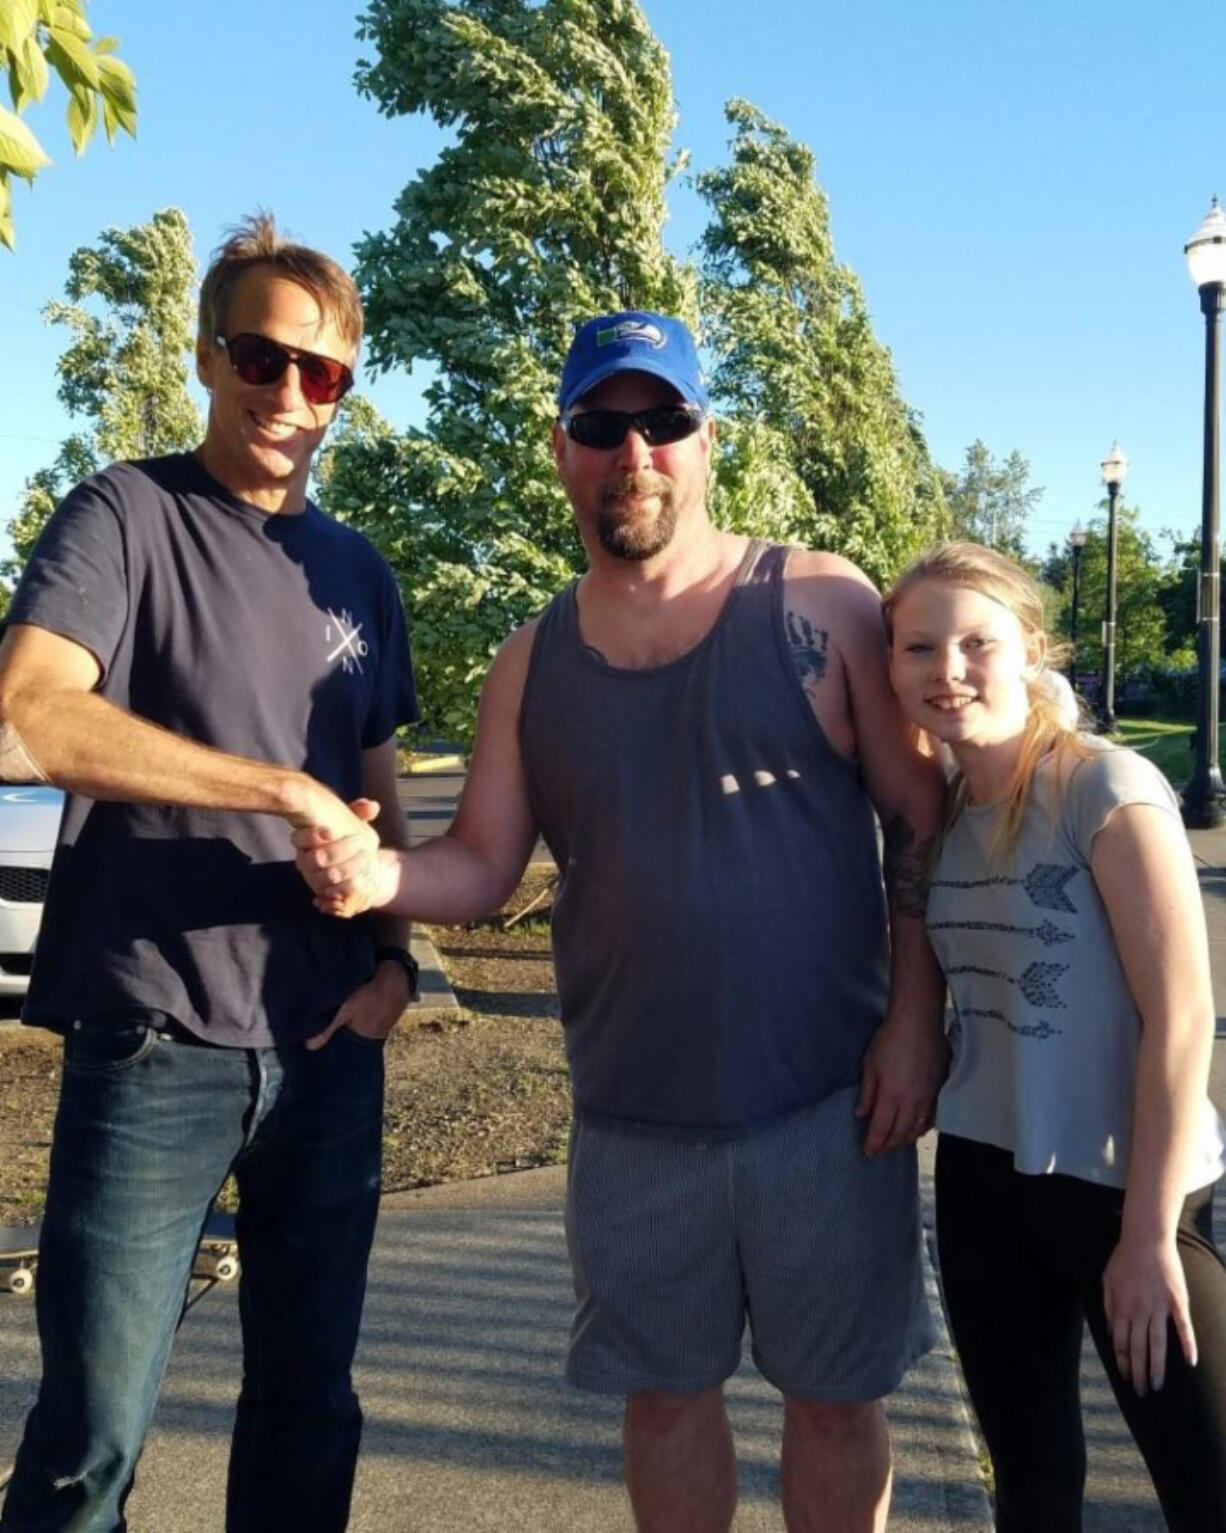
786,610,829,695
882,815,937,919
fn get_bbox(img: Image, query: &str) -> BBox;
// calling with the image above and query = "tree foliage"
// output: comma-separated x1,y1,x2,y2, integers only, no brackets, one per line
1045,503,1169,681
940,439,1043,556
327,0,693,737
696,99,947,586
704,417,813,542
4,433,95,593
0,0,137,249
1154,532,1203,668
45,206,201,462
5,207,201,589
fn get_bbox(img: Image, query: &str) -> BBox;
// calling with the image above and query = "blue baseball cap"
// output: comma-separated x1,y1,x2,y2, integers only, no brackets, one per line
558,311,708,413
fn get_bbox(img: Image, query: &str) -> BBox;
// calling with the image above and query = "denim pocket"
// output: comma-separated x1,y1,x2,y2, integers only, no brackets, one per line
334,1024,387,1049
64,1021,160,1074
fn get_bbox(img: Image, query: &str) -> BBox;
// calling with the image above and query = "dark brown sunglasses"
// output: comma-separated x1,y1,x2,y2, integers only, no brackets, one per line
216,332,354,405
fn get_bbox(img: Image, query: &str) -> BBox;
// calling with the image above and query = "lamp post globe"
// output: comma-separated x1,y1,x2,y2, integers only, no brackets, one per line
1067,520,1087,683
1098,446,1127,732
1182,198,1226,828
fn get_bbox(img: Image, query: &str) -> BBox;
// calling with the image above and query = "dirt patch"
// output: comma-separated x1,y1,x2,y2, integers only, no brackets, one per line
0,874,567,1228
381,909,569,1191
0,1029,60,1226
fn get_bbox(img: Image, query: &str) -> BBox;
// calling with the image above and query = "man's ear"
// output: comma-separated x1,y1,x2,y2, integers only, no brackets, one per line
551,419,566,474
195,335,213,390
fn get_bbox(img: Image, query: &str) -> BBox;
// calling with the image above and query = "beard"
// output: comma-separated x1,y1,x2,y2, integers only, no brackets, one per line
594,472,677,561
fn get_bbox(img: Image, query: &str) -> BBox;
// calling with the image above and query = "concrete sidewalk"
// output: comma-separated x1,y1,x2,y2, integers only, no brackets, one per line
3,825,1226,1528
0,1165,989,1532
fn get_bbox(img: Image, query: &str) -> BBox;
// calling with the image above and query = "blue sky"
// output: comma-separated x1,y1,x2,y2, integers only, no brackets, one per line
2,0,1222,563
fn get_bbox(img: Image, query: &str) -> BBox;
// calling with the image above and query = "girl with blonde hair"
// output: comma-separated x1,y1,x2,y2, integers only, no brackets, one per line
885,542,1226,1531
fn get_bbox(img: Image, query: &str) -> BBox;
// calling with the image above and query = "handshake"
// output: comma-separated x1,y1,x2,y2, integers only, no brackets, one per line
284,786,402,919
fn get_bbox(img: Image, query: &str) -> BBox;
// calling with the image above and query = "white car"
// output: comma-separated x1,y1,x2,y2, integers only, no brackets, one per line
0,786,64,997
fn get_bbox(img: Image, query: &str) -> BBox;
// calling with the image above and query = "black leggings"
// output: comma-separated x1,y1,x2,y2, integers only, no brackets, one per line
936,1133,1226,1533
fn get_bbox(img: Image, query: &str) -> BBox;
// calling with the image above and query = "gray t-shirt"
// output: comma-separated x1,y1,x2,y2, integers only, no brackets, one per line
9,453,417,1045
928,740,1226,1189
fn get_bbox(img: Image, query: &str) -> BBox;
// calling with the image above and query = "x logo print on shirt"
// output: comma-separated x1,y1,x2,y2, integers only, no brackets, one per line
325,609,368,675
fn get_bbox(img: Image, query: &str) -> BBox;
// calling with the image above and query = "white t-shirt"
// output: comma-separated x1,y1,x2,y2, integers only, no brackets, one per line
927,740,1226,1190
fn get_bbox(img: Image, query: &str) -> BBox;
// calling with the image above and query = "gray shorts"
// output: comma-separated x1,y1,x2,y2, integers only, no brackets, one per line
565,1085,934,1400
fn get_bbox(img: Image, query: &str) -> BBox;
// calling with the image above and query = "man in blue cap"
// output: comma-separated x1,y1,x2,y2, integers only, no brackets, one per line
295,310,948,1531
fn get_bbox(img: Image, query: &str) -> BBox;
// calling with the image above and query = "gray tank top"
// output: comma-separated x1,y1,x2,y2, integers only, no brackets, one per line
519,540,890,1137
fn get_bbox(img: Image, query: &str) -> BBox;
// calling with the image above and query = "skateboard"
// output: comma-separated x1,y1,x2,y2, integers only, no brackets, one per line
0,1215,241,1297
191,1210,240,1285
0,1226,38,1296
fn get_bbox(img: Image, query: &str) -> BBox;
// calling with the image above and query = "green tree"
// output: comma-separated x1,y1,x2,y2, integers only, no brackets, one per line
1061,504,1168,682
940,439,1043,555
5,435,95,587
46,206,201,463
0,0,137,249
704,417,812,542
332,0,692,738
5,207,202,587
1154,532,1207,668
695,99,947,586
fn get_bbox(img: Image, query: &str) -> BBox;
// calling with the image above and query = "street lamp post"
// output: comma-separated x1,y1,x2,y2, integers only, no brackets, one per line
1182,197,1226,828
1098,444,1128,732
1067,520,1087,682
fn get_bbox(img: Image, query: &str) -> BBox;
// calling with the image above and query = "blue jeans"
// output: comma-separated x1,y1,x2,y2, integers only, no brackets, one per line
1,1018,384,1533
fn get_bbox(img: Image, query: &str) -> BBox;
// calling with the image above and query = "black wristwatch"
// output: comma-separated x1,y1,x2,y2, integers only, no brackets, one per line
374,944,419,1002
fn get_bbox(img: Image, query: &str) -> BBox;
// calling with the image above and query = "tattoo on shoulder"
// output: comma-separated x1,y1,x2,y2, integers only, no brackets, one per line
785,610,829,694
881,816,938,919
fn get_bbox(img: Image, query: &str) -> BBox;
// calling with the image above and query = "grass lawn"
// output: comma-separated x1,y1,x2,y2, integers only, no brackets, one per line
1113,717,1212,787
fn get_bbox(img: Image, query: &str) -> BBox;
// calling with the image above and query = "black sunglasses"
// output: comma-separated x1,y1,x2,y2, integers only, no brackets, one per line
560,403,705,450
215,332,354,405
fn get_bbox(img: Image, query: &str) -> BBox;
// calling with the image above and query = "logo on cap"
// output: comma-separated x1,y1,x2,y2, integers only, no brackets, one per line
596,319,666,350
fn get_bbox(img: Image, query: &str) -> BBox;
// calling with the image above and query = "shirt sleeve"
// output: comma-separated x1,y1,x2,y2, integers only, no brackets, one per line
1066,746,1181,860
361,561,418,749
7,472,129,680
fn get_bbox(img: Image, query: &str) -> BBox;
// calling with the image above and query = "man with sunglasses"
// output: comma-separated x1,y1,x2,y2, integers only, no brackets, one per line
0,215,416,1533
295,309,947,1531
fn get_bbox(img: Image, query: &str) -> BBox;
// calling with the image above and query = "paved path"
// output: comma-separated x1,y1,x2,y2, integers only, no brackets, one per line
399,766,552,867
0,1169,979,1533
